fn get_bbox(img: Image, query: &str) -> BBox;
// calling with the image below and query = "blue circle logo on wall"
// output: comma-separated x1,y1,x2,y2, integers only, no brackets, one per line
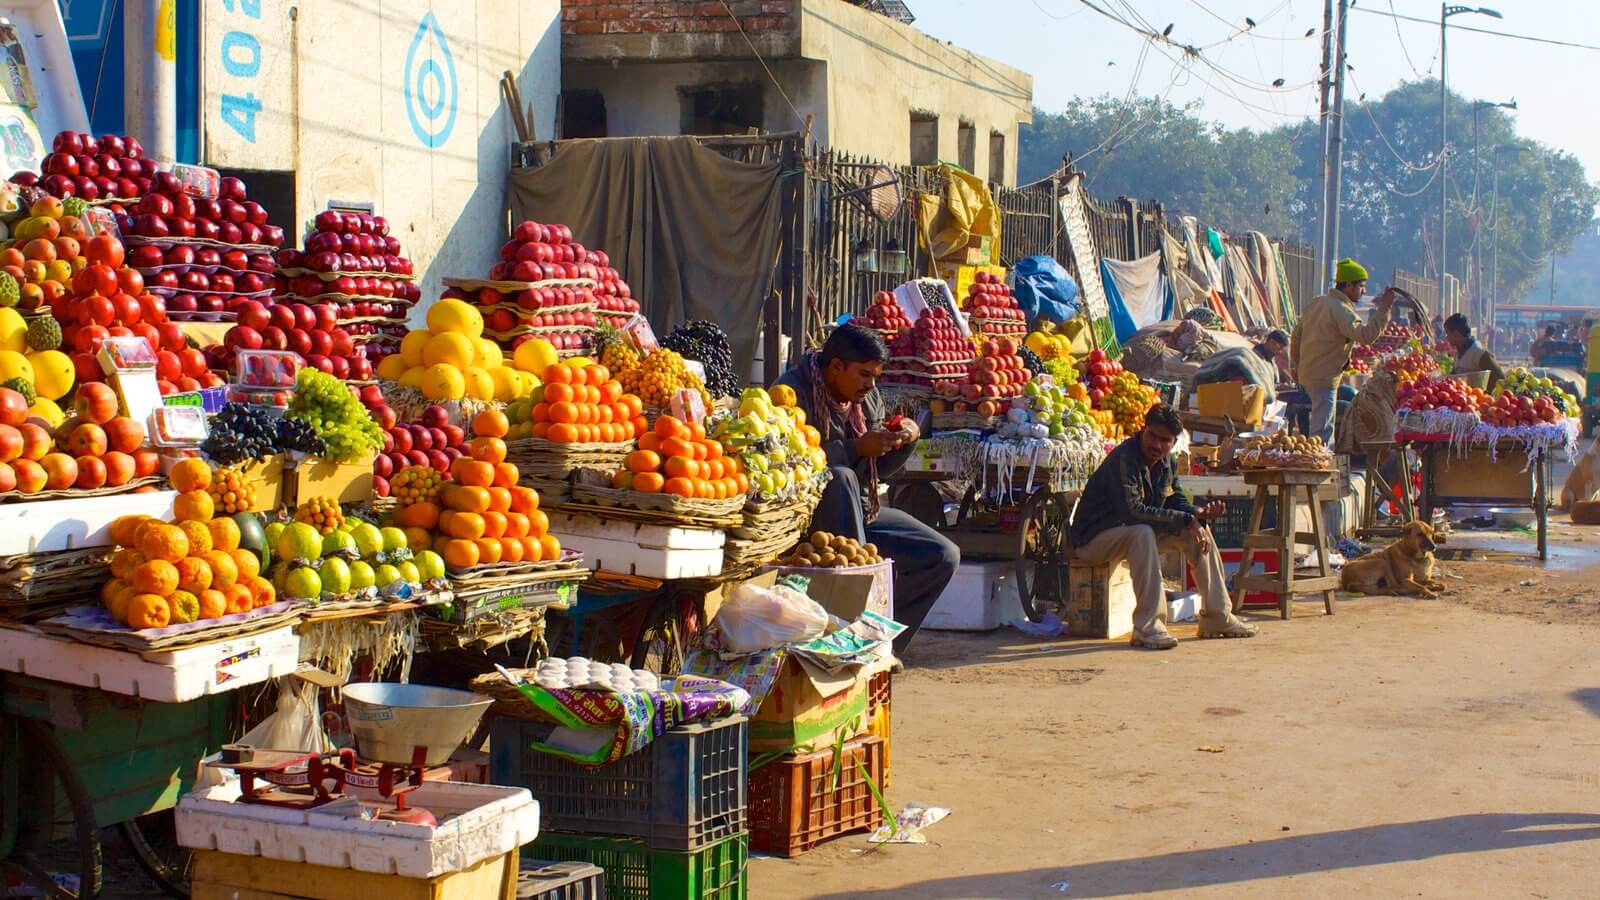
404,12,458,149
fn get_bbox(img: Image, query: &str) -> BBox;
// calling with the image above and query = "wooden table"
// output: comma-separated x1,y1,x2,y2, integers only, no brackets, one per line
1358,440,1415,539
1230,468,1339,619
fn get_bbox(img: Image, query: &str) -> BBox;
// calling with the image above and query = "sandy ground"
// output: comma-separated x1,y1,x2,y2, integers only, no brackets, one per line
751,524,1600,899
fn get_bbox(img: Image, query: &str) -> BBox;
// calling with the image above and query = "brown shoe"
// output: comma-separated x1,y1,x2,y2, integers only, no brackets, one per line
1198,612,1258,639
1131,626,1179,650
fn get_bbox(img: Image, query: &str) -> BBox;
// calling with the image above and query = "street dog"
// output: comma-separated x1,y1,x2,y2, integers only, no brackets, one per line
1560,434,1600,512
1339,520,1444,597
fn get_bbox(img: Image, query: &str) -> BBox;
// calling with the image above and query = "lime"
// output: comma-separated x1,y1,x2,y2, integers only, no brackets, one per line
373,564,402,589
322,530,357,557
319,556,352,594
379,527,408,553
277,522,323,562
397,560,421,584
348,560,377,591
413,551,445,581
350,522,384,558
284,565,322,601
264,522,286,556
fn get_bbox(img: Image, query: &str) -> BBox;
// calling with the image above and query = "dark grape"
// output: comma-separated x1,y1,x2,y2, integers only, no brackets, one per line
1019,346,1044,375
661,320,739,398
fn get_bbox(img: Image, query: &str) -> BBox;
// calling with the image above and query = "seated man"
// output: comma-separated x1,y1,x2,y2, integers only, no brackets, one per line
1068,404,1258,649
773,324,959,656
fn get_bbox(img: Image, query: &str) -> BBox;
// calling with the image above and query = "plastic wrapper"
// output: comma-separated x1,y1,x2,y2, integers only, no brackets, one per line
236,349,302,388
168,162,221,198
714,579,829,653
149,406,208,447
96,334,156,371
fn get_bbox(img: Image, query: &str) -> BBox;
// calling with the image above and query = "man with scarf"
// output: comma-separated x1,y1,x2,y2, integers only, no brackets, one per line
774,323,960,656
1442,313,1503,390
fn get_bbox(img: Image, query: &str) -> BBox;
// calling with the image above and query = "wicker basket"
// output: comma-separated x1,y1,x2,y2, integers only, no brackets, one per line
507,438,634,478
568,482,744,528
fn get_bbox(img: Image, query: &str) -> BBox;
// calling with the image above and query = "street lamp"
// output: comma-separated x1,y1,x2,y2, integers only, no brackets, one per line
1472,98,1517,322
1439,4,1503,315
1489,143,1532,349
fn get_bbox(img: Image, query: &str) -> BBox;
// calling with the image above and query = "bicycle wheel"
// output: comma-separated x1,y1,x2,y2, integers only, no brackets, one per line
119,810,191,899
16,718,101,899
1015,491,1074,623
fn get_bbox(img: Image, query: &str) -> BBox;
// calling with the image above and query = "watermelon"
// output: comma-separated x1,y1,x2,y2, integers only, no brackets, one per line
235,512,270,570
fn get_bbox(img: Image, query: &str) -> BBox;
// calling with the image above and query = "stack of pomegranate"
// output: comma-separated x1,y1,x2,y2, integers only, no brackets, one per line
215,299,370,383
116,173,285,248
854,291,912,336
883,306,974,393
367,401,470,500
961,273,1026,338
15,131,153,206
948,336,1030,404
454,219,609,356
274,209,420,352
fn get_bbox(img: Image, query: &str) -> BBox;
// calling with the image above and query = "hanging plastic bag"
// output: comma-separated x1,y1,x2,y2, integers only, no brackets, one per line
194,678,327,789
715,580,829,653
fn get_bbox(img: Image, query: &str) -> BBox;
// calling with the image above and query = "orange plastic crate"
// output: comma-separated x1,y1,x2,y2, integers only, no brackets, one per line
748,735,885,857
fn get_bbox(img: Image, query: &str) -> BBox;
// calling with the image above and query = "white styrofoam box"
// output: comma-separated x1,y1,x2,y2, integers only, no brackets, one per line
925,561,1023,631
0,624,299,702
549,512,724,579
1167,590,1202,623
177,781,539,879
0,490,178,556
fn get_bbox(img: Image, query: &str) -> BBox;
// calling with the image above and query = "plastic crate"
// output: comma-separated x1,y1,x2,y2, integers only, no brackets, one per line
529,832,747,900
490,715,746,851
867,668,891,716
748,734,886,857
868,689,892,789
517,859,606,900
1202,495,1276,549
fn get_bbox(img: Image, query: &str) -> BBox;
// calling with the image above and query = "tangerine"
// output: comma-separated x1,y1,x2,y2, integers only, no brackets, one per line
474,537,503,565
634,472,665,493
472,408,509,438
208,518,241,551
170,458,212,492
487,486,512,512
174,489,215,522
174,556,213,593
131,559,179,596
137,523,189,562
442,539,479,569
125,593,171,629
499,537,524,563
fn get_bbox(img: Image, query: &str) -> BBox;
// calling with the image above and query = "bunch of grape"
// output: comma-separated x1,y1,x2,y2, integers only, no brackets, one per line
286,369,385,463
276,417,328,456
1018,346,1045,378
202,404,279,464
390,466,443,506
661,321,739,398
620,348,710,410
208,465,256,515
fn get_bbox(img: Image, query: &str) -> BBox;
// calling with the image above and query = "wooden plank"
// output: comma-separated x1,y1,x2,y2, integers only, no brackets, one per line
1238,573,1341,593
1242,468,1334,486
1242,533,1291,550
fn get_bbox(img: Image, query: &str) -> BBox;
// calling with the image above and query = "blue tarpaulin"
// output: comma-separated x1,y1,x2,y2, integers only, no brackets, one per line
1010,256,1081,325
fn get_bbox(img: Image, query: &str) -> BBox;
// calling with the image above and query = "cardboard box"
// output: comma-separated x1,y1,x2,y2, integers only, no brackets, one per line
290,453,375,506
1066,560,1137,638
1196,382,1266,425
962,235,994,266
766,561,893,622
243,455,283,513
939,262,1007,301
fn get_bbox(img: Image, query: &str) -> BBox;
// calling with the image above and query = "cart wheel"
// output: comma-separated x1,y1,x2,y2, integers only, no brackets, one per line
1016,492,1075,623
120,810,191,899
889,482,944,529
17,718,101,899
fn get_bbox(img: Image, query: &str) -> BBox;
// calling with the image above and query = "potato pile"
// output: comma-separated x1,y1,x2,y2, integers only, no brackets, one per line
1238,431,1333,470
778,531,884,568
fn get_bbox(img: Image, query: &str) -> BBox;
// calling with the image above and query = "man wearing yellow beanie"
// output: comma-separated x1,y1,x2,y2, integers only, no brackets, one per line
1290,258,1396,443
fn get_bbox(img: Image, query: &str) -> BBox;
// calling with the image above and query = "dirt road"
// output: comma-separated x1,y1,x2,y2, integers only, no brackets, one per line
752,528,1600,899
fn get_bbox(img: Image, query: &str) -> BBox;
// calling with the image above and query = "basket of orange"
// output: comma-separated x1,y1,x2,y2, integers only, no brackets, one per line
567,414,749,528
506,361,644,478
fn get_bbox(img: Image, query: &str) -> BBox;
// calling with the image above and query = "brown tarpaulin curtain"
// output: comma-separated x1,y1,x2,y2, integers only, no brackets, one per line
506,137,785,376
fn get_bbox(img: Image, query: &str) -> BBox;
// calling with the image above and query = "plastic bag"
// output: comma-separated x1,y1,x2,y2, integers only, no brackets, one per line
715,581,829,653
1011,255,1081,325
194,678,327,789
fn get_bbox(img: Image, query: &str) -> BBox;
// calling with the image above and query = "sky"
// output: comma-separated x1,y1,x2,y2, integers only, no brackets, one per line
908,0,1600,178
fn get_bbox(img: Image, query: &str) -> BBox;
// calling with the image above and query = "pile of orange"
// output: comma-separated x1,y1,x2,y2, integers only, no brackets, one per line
614,414,749,500
102,470,274,631
529,362,647,444
421,407,561,569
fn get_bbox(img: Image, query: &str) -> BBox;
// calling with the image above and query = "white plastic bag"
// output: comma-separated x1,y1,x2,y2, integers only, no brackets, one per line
194,678,327,789
715,581,829,653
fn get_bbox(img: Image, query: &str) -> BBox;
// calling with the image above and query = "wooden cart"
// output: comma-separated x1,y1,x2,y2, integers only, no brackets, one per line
1398,433,1553,560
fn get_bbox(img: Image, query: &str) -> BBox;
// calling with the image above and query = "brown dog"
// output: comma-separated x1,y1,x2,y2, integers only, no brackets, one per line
1339,520,1444,597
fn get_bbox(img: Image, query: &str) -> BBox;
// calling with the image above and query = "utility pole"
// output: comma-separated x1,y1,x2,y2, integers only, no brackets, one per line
1324,0,1351,272
1312,0,1335,287
1439,6,1505,310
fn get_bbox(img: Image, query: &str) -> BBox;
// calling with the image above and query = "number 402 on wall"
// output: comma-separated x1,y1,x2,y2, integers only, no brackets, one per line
217,0,264,144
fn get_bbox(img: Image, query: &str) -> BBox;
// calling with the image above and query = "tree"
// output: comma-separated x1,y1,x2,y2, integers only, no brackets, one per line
1019,81,1599,304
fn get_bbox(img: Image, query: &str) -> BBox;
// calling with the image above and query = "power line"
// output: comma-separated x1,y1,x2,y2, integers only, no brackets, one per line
1386,0,1433,78
1353,6,1600,53
1346,72,1441,173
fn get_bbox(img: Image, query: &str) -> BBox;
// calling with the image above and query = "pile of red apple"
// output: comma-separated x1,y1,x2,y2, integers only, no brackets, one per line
115,173,285,248
1396,376,1488,415
948,337,1029,401
1081,348,1125,403
128,239,277,320
883,306,974,389
217,299,370,382
1372,321,1422,353
367,400,466,499
855,291,912,333
276,209,419,288
465,219,621,352
14,132,152,204
1482,391,1562,428
962,273,1025,337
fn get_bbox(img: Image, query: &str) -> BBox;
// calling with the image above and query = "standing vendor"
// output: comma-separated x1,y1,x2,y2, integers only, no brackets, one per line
773,324,959,656
1291,258,1396,444
1443,313,1504,390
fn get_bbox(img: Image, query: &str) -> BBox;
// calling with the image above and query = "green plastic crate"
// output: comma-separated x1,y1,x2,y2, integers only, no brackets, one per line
530,831,747,900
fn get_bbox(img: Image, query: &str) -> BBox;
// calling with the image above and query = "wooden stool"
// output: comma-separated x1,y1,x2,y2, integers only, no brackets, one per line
1358,440,1415,538
1231,468,1338,619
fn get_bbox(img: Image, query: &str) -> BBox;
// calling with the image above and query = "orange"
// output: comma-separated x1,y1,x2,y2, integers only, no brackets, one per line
224,583,253,614
510,486,539,513
584,385,602,405
602,382,623,404
633,472,665,493
397,500,441,530
131,559,179,596
481,511,507,539
654,415,689,441
547,423,577,443
232,548,261,581
110,548,148,580
437,509,458,536
542,364,572,384
504,512,530,538
531,402,552,423
595,403,613,424
175,556,213,593
540,534,561,561
663,477,695,498
474,537,503,565
723,477,742,498
247,576,276,609
205,550,239,589
638,433,661,453
469,436,507,464
531,422,552,439
585,364,610,385
107,586,135,623
174,489,215,522
197,589,227,619
404,526,433,552
451,458,495,487
528,509,549,537
548,402,578,426
611,470,635,490
695,479,714,499
110,514,153,547
137,522,189,562
125,593,171,629
704,441,723,461
660,437,692,458
623,395,644,418
544,382,574,404
208,518,242,552
575,403,593,425
443,539,479,569
499,536,524,563
472,408,509,438
101,578,128,606
494,462,519,489
177,520,213,556
445,512,486,540
690,441,708,461
689,421,706,442
445,484,491,514
631,416,648,436
663,457,697,480
735,473,750,493
170,458,211,493
521,536,544,562
487,486,512,512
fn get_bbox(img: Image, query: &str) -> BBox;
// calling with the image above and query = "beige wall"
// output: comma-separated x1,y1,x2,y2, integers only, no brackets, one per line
201,1,562,311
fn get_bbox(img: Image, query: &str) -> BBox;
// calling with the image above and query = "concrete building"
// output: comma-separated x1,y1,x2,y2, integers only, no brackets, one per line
558,0,1034,185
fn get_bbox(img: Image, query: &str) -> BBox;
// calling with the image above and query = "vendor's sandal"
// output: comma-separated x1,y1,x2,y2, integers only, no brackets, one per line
1198,615,1259,639
1131,629,1179,650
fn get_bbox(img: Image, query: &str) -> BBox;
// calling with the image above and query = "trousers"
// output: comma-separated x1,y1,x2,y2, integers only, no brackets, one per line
1073,524,1231,635
1306,386,1338,445
812,466,960,654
